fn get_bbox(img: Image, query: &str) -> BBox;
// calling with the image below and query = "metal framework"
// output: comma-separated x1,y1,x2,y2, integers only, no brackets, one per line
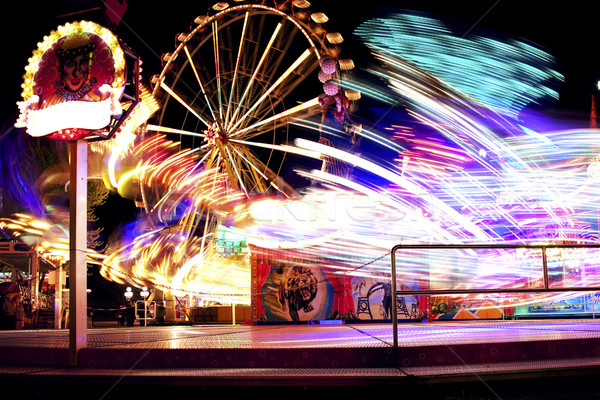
390,243,600,347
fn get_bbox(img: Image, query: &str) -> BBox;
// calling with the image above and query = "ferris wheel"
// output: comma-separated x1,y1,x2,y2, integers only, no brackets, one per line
139,0,359,235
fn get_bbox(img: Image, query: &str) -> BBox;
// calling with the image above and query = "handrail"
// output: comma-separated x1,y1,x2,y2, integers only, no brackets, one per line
390,243,600,347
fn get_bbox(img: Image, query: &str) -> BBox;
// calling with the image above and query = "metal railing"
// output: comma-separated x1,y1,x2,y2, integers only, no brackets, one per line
136,300,156,327
390,243,600,347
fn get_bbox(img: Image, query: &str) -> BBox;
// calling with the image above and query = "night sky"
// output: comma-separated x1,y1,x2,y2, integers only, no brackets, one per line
126,1,598,115
1,1,598,119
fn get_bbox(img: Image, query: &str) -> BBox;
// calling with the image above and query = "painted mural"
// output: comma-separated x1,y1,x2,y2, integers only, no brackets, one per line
254,268,517,323
251,248,431,323
249,245,515,323
259,264,332,322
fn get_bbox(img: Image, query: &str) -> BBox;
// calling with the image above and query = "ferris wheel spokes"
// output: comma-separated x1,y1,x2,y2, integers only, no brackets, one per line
184,46,218,123
233,96,320,140
226,22,283,131
225,11,250,127
212,21,224,123
159,81,211,128
231,146,296,196
228,48,315,133
146,124,206,139
223,144,250,196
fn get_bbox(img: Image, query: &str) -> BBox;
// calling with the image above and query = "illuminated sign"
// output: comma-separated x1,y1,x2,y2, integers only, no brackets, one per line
16,21,127,141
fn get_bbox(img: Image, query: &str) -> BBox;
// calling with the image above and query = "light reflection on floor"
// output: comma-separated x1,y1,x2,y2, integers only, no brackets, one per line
1,319,599,350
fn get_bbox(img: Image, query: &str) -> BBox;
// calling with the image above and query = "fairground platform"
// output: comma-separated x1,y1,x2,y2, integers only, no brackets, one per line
1,319,600,399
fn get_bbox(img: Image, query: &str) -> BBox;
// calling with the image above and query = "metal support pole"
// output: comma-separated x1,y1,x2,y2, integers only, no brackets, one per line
391,246,398,348
51,268,64,329
31,252,39,313
165,292,176,322
69,139,88,366
542,247,549,290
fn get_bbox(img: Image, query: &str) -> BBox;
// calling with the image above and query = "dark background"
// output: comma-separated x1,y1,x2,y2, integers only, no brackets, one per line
1,1,598,120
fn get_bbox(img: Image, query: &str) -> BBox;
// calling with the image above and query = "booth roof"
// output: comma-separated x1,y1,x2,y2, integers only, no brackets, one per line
0,241,59,273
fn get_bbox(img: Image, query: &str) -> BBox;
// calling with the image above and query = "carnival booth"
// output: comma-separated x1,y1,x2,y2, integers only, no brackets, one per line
0,241,63,329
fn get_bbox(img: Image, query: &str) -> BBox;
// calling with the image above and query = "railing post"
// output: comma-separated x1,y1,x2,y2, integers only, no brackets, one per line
391,243,600,325
542,246,549,290
391,245,398,348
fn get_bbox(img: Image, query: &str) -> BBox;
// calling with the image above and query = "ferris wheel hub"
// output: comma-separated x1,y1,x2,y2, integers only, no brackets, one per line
203,121,228,145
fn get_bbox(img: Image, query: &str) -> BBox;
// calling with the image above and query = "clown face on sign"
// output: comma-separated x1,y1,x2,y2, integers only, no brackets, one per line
16,21,126,141
53,32,98,101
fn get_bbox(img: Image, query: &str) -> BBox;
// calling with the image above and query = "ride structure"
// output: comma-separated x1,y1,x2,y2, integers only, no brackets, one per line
98,0,362,321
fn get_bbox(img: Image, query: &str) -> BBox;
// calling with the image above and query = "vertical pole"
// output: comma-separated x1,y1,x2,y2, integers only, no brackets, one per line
232,303,236,325
542,247,549,290
250,244,257,324
27,255,33,309
165,292,176,322
31,252,39,313
391,246,398,348
54,269,64,329
69,139,88,366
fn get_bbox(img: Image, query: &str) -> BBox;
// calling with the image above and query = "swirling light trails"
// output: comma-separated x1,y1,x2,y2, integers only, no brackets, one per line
102,230,250,304
8,10,596,312
295,137,493,241
358,46,594,240
353,12,563,119
0,214,104,267
97,128,253,300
